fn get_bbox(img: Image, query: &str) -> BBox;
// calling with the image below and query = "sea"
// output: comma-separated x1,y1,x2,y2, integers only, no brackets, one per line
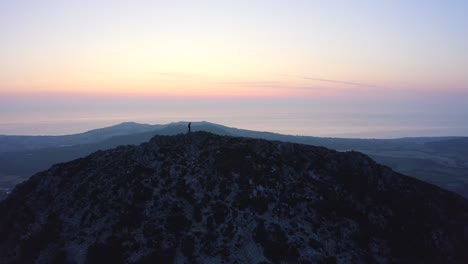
1,96,467,138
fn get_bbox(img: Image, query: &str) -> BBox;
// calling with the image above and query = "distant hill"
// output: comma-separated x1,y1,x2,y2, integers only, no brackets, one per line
425,137,468,158
1,132,467,263
0,122,161,152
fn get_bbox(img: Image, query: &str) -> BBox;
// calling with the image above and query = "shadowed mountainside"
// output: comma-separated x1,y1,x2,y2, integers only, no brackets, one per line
1,132,467,263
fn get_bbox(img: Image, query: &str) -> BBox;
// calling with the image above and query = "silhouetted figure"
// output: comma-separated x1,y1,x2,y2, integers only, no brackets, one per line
188,122,191,133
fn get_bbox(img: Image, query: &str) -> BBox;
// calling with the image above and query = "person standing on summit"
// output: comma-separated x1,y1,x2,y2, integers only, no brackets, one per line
188,122,191,133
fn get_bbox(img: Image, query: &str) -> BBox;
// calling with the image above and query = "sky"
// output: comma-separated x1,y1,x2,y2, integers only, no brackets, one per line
1,0,467,137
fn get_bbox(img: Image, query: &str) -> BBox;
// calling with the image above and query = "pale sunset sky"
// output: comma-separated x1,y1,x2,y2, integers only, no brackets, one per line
1,1,467,137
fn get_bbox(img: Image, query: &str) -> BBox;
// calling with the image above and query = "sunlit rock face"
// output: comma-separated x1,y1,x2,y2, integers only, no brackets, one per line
1,132,467,264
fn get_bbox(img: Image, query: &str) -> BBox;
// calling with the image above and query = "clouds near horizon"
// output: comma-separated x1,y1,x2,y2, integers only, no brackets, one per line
0,1,467,136
0,0,467,97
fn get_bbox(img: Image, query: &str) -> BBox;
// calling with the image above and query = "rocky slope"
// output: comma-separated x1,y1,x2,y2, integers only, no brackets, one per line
0,132,467,263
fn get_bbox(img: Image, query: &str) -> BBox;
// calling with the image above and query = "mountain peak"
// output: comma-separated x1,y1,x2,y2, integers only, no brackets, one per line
1,133,467,263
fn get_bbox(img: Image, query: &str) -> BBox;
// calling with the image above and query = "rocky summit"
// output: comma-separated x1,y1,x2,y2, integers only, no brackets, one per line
0,132,467,263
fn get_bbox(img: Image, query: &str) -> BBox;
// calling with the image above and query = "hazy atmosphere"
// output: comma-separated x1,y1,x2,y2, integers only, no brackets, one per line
2,2,468,263
1,0,467,137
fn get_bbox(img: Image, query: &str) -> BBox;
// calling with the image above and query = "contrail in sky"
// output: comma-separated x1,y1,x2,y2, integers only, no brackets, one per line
282,74,381,88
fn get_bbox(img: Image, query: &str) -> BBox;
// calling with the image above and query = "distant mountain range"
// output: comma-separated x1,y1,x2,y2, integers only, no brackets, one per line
0,121,467,199
0,122,161,152
1,132,467,263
